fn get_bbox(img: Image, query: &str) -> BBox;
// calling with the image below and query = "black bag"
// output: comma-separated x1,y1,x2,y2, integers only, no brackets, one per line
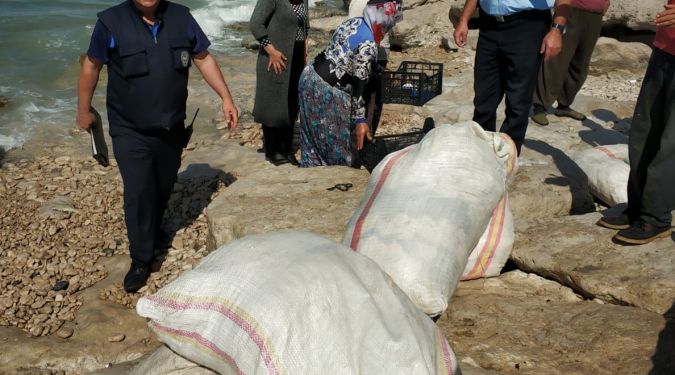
89,106,109,167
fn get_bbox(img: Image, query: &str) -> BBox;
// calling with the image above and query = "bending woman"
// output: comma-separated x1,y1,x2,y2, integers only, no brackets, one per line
298,0,402,167
250,0,309,165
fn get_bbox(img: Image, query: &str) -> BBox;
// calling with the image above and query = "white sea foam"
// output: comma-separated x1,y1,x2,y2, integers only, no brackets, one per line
0,133,27,151
191,0,318,49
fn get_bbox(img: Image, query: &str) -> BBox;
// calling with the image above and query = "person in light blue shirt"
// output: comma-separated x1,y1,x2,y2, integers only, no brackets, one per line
453,0,571,155
479,0,555,16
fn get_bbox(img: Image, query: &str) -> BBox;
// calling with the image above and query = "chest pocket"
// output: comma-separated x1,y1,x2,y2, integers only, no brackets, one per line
118,43,149,78
170,39,192,70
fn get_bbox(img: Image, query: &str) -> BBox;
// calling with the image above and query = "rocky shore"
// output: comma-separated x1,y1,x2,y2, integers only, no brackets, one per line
1,2,674,374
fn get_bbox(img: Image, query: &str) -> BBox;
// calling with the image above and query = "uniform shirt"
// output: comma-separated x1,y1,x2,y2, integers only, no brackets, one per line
479,0,554,16
572,0,607,13
86,13,210,64
654,0,675,56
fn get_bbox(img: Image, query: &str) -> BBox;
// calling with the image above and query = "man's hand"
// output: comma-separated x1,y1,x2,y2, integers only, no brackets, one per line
76,110,96,131
264,45,287,74
540,29,563,61
355,122,373,151
453,20,470,48
222,99,239,131
656,3,675,29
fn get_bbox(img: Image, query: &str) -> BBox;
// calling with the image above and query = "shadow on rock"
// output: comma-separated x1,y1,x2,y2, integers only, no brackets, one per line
523,139,594,214
0,146,5,167
578,109,630,147
155,163,237,268
650,301,675,374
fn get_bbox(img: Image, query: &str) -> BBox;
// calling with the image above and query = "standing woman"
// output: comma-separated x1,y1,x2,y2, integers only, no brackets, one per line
250,0,309,165
298,0,403,167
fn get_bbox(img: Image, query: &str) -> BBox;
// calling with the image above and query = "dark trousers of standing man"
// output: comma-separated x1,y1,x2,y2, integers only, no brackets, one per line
473,8,551,154
111,125,183,266
533,7,603,111
626,48,675,227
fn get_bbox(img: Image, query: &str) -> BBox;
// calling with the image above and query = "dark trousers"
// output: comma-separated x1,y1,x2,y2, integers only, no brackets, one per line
626,48,675,227
262,125,294,156
534,7,603,110
262,41,305,156
473,9,551,154
111,125,183,265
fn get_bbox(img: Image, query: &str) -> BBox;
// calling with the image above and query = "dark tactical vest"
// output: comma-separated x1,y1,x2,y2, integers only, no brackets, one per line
99,0,192,131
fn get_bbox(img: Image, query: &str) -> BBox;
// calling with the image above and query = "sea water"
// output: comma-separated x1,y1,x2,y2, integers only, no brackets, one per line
0,0,286,151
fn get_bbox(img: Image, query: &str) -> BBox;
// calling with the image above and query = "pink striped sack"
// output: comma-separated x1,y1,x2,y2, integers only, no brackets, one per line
572,144,629,206
343,122,518,316
460,194,514,281
137,230,462,375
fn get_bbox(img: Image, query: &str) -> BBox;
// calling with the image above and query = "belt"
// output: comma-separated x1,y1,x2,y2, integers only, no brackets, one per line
480,8,550,23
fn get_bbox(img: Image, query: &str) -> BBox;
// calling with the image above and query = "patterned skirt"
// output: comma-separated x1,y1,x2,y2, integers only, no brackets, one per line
298,65,355,167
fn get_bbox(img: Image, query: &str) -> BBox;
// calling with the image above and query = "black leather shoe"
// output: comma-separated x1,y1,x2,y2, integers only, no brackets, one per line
613,219,671,245
266,152,290,166
596,214,631,230
124,262,151,293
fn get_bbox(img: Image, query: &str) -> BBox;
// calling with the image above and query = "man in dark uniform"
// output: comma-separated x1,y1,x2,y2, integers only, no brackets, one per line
76,0,239,292
453,0,571,154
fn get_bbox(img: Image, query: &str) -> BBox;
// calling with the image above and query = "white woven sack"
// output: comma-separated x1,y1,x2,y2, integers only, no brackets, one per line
572,144,629,206
461,194,514,280
343,122,517,316
137,230,462,375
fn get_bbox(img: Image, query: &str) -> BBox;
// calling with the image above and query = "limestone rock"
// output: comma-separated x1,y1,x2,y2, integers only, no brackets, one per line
512,212,675,314
57,326,74,339
603,0,665,31
38,195,78,220
307,15,344,35
128,345,218,375
206,164,369,249
590,37,652,75
438,271,673,374
108,333,126,342
390,2,453,49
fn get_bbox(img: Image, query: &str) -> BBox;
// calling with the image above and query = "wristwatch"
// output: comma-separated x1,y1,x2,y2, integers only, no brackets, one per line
551,23,567,34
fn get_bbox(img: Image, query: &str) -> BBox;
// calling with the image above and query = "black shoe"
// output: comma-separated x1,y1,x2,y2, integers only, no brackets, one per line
124,262,151,293
285,152,300,166
150,248,168,273
613,219,671,245
266,152,291,166
596,214,631,230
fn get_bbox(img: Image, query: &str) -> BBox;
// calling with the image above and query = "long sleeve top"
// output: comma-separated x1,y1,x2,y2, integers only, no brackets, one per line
314,17,378,123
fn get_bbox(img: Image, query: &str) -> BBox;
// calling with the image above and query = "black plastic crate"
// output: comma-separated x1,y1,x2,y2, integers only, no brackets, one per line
382,61,443,106
359,117,435,173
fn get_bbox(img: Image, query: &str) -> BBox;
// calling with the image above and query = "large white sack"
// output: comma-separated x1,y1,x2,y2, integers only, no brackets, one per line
461,194,514,280
573,144,629,206
137,230,462,375
343,122,517,316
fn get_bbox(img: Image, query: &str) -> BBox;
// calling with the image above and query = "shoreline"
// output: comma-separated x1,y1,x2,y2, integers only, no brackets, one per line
1,8,667,372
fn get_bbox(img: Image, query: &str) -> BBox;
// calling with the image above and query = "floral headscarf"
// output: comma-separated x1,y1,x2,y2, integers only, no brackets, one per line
363,0,403,44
